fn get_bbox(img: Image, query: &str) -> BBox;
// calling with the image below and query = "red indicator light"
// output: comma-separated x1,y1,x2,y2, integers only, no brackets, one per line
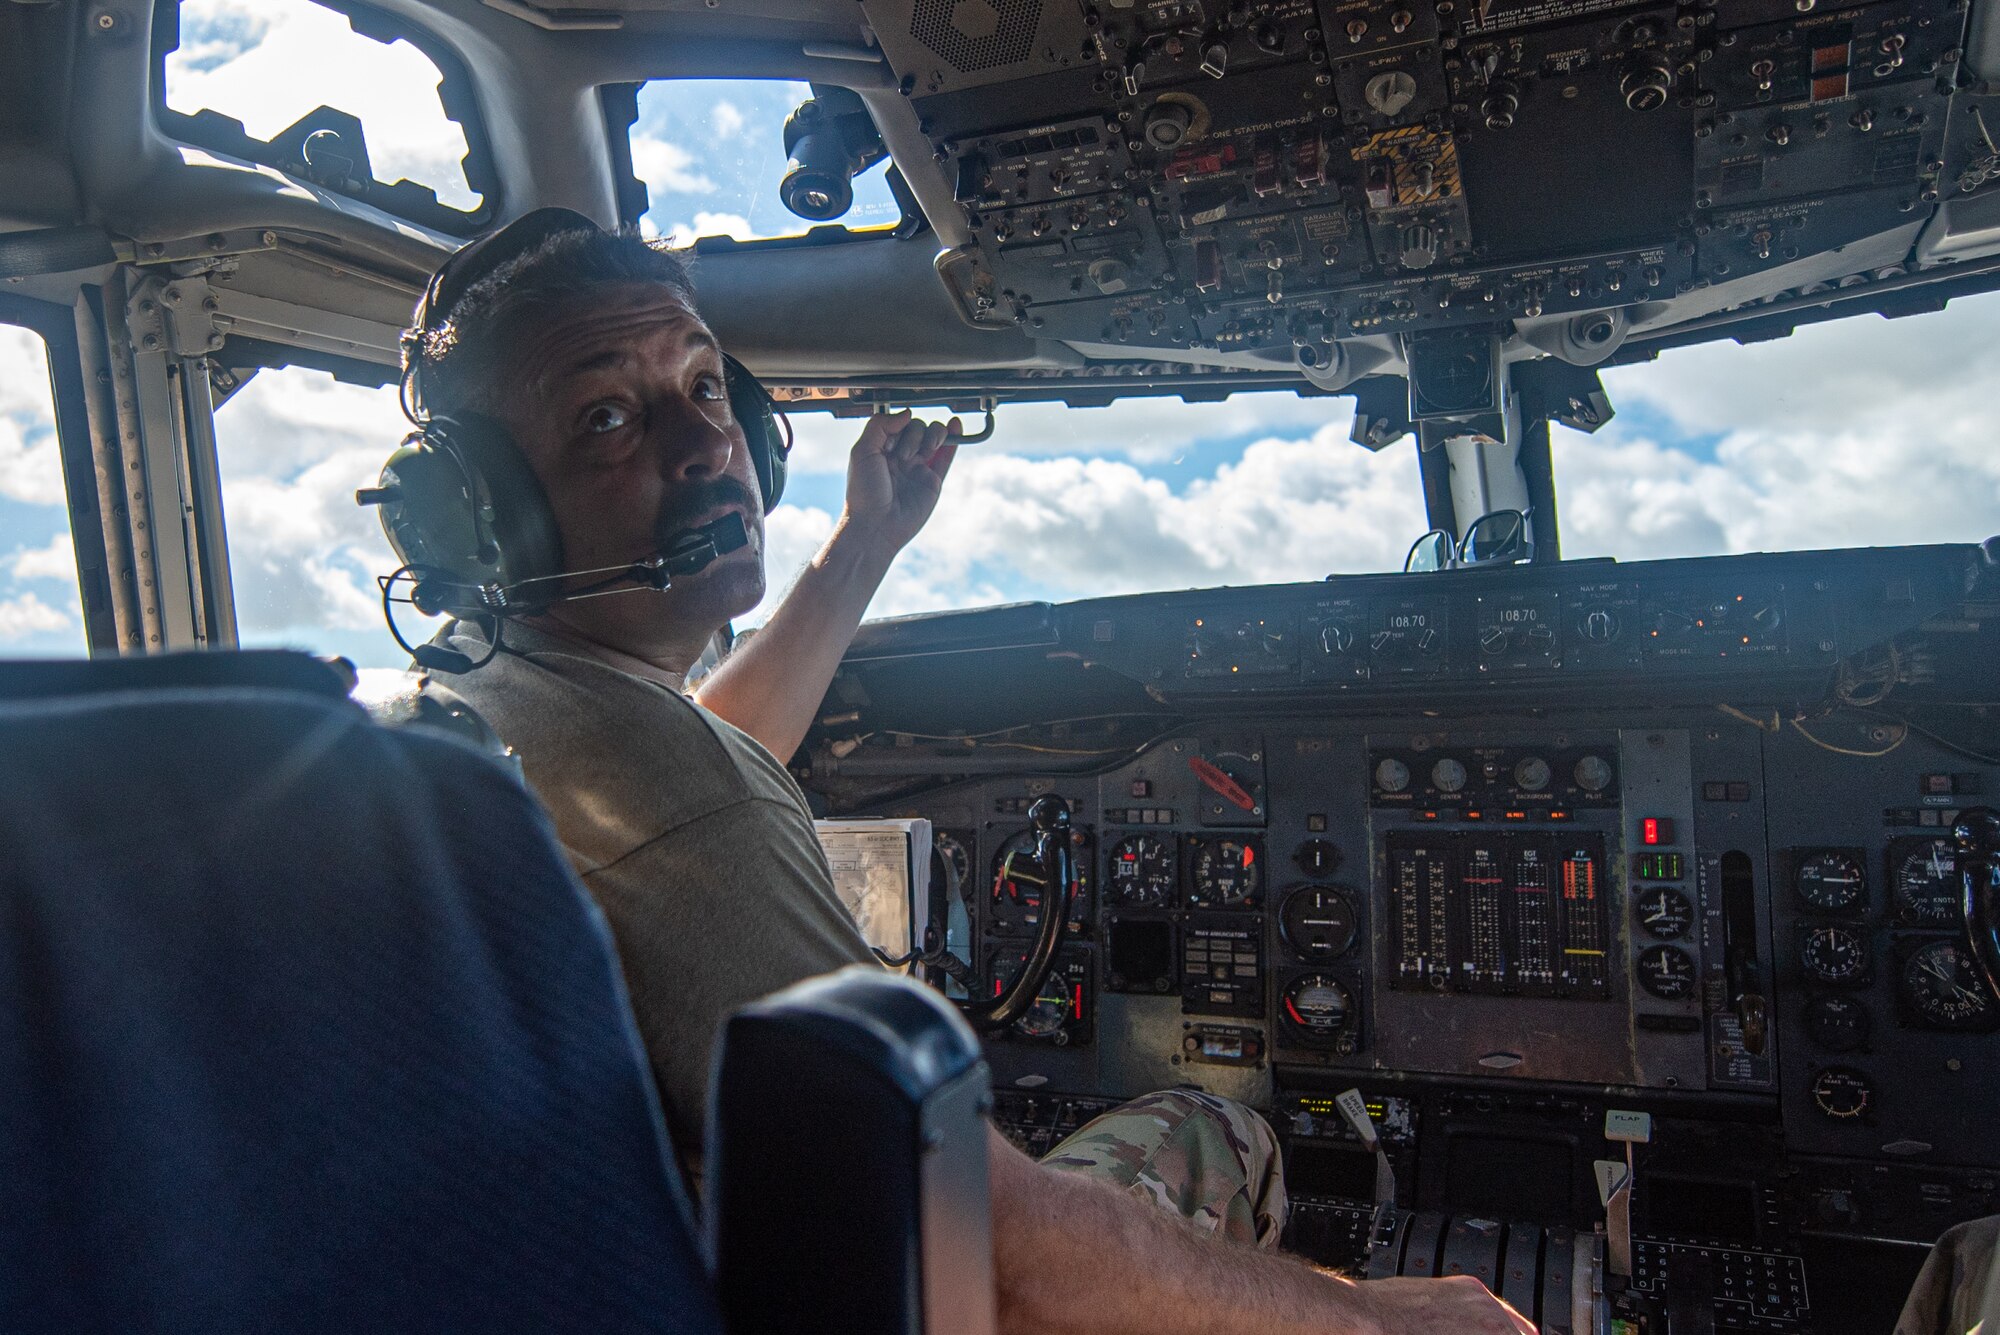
1641,817,1675,845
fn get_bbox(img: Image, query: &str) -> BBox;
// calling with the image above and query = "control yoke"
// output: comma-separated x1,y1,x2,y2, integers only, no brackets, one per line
962,795,1074,1033
1956,807,2000,998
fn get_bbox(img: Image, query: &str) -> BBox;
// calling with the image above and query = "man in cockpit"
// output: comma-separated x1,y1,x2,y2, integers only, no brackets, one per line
396,209,1533,1335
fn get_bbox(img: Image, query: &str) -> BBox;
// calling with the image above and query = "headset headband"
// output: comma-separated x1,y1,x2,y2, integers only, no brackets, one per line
402,206,612,421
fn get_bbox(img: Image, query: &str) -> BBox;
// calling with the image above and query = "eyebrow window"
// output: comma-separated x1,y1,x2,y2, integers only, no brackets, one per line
157,0,495,232
624,79,904,244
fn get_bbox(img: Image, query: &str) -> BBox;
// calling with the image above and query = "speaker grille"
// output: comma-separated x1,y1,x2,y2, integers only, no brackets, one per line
911,0,1042,74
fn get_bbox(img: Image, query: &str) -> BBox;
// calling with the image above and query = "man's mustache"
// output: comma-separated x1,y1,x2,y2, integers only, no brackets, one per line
654,476,760,549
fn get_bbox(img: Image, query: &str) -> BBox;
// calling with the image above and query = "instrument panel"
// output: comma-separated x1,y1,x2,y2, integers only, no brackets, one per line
856,0,1986,374
822,543,1999,1332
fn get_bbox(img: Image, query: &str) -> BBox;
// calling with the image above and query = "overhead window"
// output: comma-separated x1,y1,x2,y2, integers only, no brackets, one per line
0,323,86,657
623,80,904,244
210,365,415,669
156,0,494,233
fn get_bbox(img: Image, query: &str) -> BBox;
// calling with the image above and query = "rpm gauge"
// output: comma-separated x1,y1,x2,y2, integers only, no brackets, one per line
1189,838,1263,909
1799,925,1870,986
1899,940,1997,1030
1280,886,1359,961
1108,834,1177,908
1280,974,1355,1047
989,829,1090,937
1893,838,1961,924
1795,850,1866,912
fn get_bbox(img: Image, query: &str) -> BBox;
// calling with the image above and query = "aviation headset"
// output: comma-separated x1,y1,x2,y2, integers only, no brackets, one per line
364,206,790,620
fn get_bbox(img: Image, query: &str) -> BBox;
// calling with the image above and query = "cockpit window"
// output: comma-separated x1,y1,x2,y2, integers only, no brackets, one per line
623,80,903,244
156,0,494,232
210,366,410,666
0,323,86,657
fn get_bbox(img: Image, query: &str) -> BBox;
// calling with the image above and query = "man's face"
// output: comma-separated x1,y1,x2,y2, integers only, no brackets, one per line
492,281,767,638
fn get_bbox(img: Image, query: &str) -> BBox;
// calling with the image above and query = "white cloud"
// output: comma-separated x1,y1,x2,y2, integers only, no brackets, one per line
658,211,755,247
0,325,64,509
630,134,719,198
0,592,72,642
712,100,747,140
779,390,1361,476
8,532,75,583
164,0,476,209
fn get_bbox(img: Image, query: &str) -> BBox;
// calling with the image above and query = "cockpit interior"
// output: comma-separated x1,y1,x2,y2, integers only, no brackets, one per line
4,0,2000,1329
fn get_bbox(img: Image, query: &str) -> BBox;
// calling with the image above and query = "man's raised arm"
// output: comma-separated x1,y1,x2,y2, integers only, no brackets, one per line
692,409,957,760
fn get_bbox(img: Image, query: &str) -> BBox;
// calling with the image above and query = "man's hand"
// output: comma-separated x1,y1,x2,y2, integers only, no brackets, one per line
1348,1275,1540,1335
839,409,960,558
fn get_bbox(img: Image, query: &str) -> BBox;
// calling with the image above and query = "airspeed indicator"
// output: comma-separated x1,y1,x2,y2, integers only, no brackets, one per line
1893,838,1960,924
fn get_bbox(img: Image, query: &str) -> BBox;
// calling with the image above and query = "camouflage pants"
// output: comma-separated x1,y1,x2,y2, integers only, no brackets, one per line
1038,1089,1287,1249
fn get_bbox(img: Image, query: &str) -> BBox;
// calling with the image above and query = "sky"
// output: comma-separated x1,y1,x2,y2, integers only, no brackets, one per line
2,0,1998,665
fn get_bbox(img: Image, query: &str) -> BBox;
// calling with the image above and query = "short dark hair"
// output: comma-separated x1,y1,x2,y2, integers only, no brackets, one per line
414,226,698,417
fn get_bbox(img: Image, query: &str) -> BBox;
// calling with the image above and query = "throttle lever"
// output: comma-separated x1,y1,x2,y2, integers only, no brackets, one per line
1955,807,2000,999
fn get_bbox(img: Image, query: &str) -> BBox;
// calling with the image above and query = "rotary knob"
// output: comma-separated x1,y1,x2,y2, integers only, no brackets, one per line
1431,758,1468,793
1479,625,1511,655
1321,623,1355,654
1580,608,1621,642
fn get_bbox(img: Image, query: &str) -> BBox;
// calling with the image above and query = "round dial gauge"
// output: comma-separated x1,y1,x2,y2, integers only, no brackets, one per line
992,955,1079,1042
1795,850,1867,912
1295,839,1340,876
1513,756,1553,792
1637,944,1698,1000
1635,886,1695,939
1281,974,1354,1045
1430,758,1468,794
1280,886,1359,961
1374,758,1411,794
1804,995,1871,1052
934,832,971,896
1573,754,1614,793
1108,834,1176,908
1800,925,1870,986
1811,1067,1873,1120
1190,838,1263,908
1900,940,1996,1030
1893,839,1961,924
989,829,1088,936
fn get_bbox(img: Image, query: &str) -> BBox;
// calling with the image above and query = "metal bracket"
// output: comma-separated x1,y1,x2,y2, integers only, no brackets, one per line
126,274,228,358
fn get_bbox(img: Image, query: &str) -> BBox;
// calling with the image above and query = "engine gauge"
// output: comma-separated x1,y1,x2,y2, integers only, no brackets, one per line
989,828,1090,937
1799,925,1870,986
1795,850,1867,912
1280,885,1359,961
1811,1067,1873,1120
1189,838,1263,908
1108,833,1177,908
1636,944,1697,1000
1803,995,1871,1052
1892,838,1961,924
1634,886,1695,939
1899,939,1997,1030
1280,974,1355,1047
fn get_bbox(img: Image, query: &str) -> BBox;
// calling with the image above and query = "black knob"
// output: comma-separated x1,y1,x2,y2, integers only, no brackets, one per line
1321,623,1354,654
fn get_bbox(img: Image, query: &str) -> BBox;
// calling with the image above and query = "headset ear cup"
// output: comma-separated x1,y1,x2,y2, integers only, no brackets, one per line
431,414,565,593
724,352,788,509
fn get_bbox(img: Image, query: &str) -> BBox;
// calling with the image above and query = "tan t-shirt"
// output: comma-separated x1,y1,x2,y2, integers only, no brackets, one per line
424,619,874,1161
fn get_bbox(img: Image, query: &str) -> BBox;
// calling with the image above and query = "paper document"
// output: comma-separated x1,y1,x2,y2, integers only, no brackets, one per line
814,818,933,968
